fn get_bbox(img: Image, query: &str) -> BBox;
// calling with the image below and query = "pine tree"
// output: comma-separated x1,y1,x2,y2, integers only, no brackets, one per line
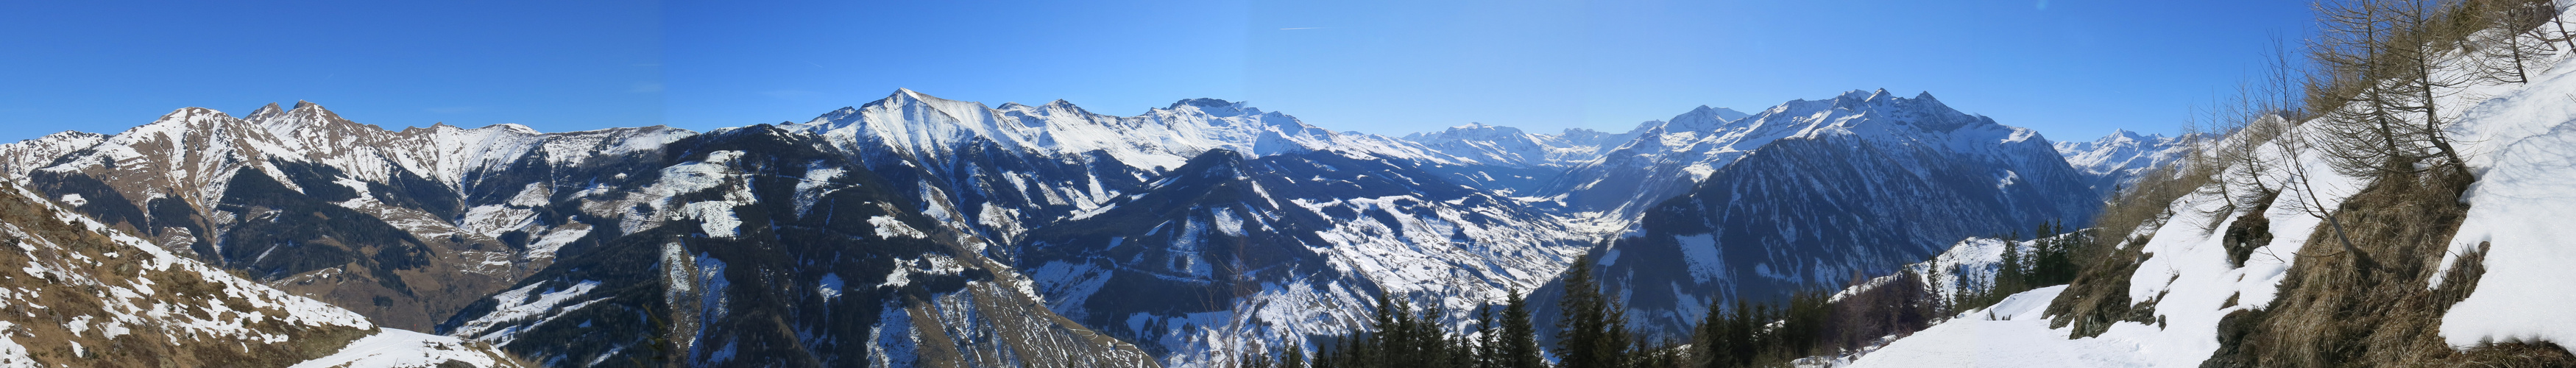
1998,235,2027,291
1693,299,1734,368
1501,291,1545,368
1244,347,1276,368
1557,258,1632,368
1476,302,1500,368
1283,342,1306,368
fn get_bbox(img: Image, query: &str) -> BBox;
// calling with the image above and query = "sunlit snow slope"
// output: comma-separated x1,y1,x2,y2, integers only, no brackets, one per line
1851,13,2576,366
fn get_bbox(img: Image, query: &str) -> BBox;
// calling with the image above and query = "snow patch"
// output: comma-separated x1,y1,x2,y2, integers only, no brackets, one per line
289,329,509,368
869,216,927,239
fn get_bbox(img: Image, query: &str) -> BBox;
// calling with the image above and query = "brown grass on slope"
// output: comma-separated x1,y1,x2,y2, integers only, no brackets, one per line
2199,169,2572,367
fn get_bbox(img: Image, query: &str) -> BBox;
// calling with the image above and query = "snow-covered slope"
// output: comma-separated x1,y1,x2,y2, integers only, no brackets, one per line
2056,130,2207,194
0,130,105,181
1015,149,1592,367
2428,41,2576,350
1531,89,2097,341
1853,12,2576,364
1,100,1158,367
788,89,1476,248
0,180,520,367
1536,91,2057,222
427,125,1157,367
1845,118,2357,368
15,102,693,330
785,90,1598,365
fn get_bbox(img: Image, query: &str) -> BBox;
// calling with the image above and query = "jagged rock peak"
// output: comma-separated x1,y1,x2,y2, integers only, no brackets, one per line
246,102,289,122
236,99,380,135
857,88,954,110
158,106,238,122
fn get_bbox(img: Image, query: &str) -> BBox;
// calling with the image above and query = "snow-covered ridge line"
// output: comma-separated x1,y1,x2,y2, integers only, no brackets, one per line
35,101,693,192
2056,130,2212,193
794,88,1468,173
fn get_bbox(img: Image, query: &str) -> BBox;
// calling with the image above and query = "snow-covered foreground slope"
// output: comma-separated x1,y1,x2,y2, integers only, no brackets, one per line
290,329,526,368
0,180,519,367
2434,41,2576,348
1841,286,2151,367
1853,15,2576,366
1843,124,2349,367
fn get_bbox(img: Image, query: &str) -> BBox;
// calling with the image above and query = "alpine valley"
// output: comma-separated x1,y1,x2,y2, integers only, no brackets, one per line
0,88,2192,367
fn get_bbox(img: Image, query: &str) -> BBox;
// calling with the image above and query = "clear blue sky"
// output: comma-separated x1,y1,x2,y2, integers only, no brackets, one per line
3,0,2309,144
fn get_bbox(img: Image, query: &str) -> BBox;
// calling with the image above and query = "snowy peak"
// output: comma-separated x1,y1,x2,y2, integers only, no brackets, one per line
1398,121,1636,169
244,102,289,124
1659,105,1752,133
0,130,108,180
1403,122,1529,142
1167,97,1256,117
246,100,372,136
1539,88,2049,219
800,89,1448,174
2055,129,2205,192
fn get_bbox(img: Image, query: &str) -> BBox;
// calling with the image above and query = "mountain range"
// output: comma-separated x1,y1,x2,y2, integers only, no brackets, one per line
0,88,2191,367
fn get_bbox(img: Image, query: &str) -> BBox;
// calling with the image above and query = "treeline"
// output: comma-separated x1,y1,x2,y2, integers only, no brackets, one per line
1237,239,2088,368
1955,221,2091,312
1240,261,1669,368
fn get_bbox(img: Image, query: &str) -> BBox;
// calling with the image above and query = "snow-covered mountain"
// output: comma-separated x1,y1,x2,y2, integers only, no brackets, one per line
431,126,1156,366
1530,90,2097,341
1,101,1156,367
1533,96,1951,221
786,90,1596,366
0,180,521,367
785,90,1471,247
1013,149,1592,365
0,87,2112,367
0,131,106,181
1397,123,1636,196
2055,130,2206,194
15,102,690,330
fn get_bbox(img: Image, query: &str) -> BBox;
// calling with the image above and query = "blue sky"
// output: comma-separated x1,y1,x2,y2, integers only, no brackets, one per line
3,0,2308,144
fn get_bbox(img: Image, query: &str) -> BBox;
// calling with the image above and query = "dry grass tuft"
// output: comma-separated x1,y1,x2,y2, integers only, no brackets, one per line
2204,169,2575,367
